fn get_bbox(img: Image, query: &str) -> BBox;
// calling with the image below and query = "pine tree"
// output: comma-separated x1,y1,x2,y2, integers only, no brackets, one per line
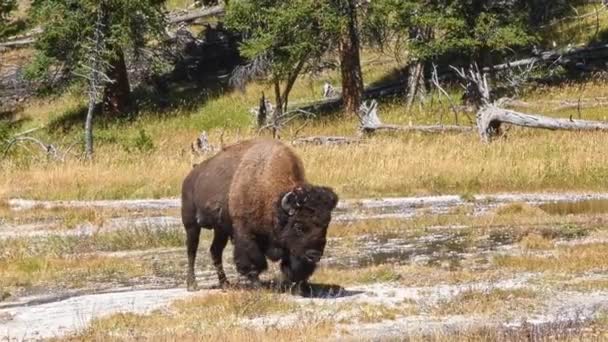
28,0,167,116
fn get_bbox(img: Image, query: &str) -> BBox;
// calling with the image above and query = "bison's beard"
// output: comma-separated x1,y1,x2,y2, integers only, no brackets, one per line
280,254,317,283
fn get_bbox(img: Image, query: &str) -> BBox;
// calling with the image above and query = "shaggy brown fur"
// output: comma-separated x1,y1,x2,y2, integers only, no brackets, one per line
181,138,338,291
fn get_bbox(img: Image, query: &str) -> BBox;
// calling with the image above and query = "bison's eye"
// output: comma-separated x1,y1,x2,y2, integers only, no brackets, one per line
293,223,306,236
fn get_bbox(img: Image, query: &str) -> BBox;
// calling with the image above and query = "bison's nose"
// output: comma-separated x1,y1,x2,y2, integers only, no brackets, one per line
304,249,322,263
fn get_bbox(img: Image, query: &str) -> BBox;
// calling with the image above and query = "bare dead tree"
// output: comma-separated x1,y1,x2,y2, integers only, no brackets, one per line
322,82,339,98
190,130,216,156
75,4,112,159
249,95,316,139
229,54,272,92
249,93,274,129
451,64,608,142
430,63,472,125
500,60,537,98
1,127,67,161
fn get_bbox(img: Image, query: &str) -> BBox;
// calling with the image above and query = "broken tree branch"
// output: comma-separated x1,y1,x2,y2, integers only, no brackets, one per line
2,136,63,161
431,63,471,125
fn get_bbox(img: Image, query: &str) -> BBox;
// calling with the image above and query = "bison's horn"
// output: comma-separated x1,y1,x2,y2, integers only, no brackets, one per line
281,192,296,215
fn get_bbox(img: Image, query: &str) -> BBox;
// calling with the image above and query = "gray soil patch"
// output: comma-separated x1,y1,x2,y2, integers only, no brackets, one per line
0,288,199,340
5,192,608,239
9,192,608,218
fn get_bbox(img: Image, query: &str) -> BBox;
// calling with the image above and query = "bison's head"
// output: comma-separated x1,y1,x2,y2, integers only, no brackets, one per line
276,184,338,282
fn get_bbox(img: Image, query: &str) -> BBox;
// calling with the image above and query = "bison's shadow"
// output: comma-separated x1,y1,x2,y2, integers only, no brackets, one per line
280,282,364,299
207,281,364,299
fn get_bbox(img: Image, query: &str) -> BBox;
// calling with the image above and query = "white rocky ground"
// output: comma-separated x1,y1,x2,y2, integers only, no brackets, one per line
4,192,608,239
2,192,608,340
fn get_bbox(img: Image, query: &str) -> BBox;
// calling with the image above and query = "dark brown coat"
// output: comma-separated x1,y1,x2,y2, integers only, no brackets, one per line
181,138,338,290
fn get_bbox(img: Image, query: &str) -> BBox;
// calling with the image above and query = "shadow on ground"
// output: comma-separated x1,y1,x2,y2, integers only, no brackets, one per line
201,281,364,299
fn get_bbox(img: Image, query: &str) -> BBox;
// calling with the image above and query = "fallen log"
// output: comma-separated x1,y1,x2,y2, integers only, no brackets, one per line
504,98,608,112
485,43,608,72
0,38,36,49
0,7,225,49
291,136,361,146
477,105,608,142
167,5,225,24
358,100,474,135
293,82,404,113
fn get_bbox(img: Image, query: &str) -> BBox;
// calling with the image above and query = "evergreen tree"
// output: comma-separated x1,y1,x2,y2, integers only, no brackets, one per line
27,0,167,116
364,0,539,107
226,0,341,117
0,0,16,38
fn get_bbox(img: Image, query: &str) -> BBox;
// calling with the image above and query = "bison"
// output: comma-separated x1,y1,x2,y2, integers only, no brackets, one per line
181,138,339,291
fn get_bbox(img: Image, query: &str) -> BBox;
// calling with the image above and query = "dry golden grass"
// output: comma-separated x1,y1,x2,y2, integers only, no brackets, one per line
3,49,608,201
494,243,608,273
64,290,334,342
0,205,179,229
312,264,402,285
564,279,608,292
412,320,608,342
312,264,505,287
519,233,555,251
433,288,540,317
494,202,549,217
0,255,146,291
4,127,608,200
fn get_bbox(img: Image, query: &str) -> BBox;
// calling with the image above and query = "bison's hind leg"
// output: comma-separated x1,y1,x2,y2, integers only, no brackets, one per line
185,223,202,292
210,228,230,287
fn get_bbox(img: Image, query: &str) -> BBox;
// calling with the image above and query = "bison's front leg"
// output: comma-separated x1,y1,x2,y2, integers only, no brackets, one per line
280,254,317,285
233,231,268,287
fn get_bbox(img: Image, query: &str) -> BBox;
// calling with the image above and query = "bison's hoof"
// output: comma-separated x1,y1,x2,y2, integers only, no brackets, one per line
187,281,199,292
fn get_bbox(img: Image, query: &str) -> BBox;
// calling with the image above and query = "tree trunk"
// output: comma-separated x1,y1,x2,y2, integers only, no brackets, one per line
339,0,363,117
84,4,107,160
84,93,95,158
405,60,426,109
103,49,131,116
477,105,608,142
272,80,282,138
